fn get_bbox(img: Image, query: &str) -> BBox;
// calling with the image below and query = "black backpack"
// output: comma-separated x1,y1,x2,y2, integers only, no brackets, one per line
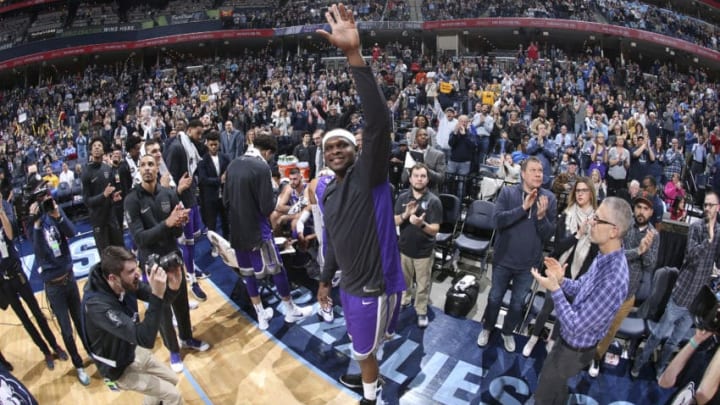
444,273,479,318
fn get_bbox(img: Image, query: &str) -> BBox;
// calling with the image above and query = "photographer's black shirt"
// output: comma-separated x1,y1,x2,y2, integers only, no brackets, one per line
394,190,442,259
666,340,720,405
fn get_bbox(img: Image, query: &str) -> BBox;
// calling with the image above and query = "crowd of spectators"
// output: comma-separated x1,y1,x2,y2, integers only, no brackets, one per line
0,0,717,56
0,12,716,399
596,0,719,51
0,38,716,216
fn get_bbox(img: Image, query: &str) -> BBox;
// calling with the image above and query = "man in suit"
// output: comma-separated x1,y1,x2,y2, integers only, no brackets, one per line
220,120,244,159
402,129,445,194
198,131,230,240
310,129,324,179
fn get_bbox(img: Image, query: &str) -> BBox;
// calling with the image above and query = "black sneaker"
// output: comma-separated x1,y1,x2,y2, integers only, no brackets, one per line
339,373,362,389
359,398,376,405
44,354,54,370
0,357,13,372
339,374,386,391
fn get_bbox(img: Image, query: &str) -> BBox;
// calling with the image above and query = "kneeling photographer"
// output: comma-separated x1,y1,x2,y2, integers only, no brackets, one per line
31,191,91,385
659,281,720,404
124,154,209,373
83,246,183,404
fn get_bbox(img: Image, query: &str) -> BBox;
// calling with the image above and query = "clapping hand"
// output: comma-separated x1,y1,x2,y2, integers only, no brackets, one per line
523,188,538,211
147,264,167,299
536,195,549,219
177,172,192,194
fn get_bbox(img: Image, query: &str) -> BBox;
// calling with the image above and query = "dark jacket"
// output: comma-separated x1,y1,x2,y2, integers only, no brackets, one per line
493,183,557,270
223,154,276,251
124,184,183,264
197,152,231,206
32,207,76,282
83,263,175,380
164,135,199,208
81,161,119,227
448,130,477,162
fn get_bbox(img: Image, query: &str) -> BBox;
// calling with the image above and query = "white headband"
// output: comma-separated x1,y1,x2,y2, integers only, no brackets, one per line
322,128,357,150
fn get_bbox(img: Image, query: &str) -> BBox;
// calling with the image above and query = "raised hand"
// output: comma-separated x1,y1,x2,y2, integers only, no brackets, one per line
316,4,362,64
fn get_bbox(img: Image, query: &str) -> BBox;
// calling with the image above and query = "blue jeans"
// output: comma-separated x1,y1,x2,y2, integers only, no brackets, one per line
483,264,534,335
476,136,490,166
45,272,85,368
633,297,693,375
446,160,471,200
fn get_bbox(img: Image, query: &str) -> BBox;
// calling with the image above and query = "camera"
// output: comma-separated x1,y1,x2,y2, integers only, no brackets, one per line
689,283,720,334
22,178,49,207
40,197,56,214
146,252,183,273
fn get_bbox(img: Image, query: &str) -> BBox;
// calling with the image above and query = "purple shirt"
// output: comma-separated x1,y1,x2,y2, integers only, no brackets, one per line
551,247,628,349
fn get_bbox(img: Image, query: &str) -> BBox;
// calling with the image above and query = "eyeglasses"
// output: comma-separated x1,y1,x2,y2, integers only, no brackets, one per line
591,214,616,227
575,188,591,194
703,203,718,208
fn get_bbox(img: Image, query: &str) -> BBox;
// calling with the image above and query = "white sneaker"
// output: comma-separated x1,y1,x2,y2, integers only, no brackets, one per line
477,329,491,347
285,305,313,324
319,305,334,322
76,367,90,386
257,307,274,330
522,335,539,357
502,334,516,352
546,339,556,353
169,352,183,373
588,359,600,378
188,299,199,310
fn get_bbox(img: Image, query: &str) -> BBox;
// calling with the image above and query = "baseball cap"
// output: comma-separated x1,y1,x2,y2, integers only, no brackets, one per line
633,195,654,209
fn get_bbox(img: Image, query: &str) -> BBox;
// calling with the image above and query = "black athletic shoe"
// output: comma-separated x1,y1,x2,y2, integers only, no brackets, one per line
359,398,376,405
339,374,386,391
339,373,362,389
0,357,13,372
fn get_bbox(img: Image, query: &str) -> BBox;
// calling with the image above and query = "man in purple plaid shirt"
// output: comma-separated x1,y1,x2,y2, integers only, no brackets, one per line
531,196,632,405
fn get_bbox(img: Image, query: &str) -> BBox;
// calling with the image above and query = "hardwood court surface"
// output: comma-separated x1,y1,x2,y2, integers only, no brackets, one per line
1,278,354,404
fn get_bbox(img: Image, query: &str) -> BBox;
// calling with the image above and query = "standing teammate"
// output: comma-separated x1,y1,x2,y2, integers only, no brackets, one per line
316,5,406,404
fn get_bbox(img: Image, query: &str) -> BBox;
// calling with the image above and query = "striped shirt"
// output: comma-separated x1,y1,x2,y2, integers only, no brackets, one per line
551,247,628,349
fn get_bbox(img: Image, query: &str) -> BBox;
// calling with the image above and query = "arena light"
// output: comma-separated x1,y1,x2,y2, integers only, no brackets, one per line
693,57,699,63
630,42,636,47
542,31,549,36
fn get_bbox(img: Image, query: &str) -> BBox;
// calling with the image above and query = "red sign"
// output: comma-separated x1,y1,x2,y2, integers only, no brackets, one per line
0,29,274,71
423,18,720,62
0,0,60,15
